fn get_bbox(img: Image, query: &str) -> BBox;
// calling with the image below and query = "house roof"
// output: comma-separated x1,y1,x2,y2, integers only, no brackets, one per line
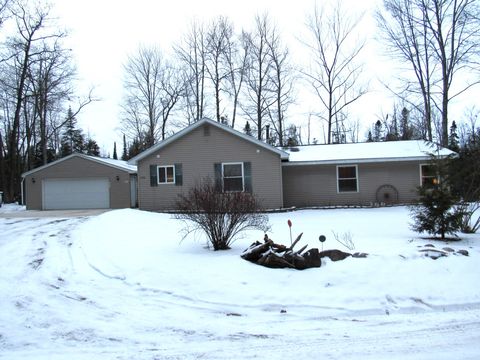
128,117,290,164
281,140,456,166
22,153,137,177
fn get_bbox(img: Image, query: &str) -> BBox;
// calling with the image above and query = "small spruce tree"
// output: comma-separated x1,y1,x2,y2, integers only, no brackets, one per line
410,157,462,239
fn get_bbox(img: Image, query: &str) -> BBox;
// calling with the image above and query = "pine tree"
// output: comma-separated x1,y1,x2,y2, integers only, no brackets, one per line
373,120,383,142
121,134,128,161
244,121,252,136
84,138,100,156
410,157,462,239
366,130,373,142
60,107,85,157
448,121,460,152
113,142,118,160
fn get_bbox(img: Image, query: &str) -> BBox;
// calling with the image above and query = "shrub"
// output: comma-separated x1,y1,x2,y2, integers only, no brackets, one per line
410,183,463,240
173,179,270,250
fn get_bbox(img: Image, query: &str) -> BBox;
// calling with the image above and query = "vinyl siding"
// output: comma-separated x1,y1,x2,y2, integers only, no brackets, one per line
137,124,283,211
24,156,133,210
282,161,422,207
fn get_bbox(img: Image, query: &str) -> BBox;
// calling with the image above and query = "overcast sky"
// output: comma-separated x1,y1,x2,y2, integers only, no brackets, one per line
48,0,476,154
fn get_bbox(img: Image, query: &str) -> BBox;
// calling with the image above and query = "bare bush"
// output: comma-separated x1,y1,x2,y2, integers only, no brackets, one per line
457,202,480,234
332,231,355,251
174,179,270,250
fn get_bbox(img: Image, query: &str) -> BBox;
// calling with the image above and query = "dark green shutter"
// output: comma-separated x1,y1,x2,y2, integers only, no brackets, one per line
150,165,158,186
174,163,183,186
214,163,222,192
244,161,252,193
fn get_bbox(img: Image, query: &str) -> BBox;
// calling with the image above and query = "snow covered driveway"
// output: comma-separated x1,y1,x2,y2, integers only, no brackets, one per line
1,207,479,359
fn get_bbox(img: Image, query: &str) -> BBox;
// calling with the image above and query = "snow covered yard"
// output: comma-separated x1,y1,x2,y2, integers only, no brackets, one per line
1,206,479,359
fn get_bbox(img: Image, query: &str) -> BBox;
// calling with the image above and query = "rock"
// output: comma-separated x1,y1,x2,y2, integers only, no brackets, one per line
424,244,435,248
352,252,368,258
319,249,351,261
442,247,455,253
456,249,469,256
418,248,448,259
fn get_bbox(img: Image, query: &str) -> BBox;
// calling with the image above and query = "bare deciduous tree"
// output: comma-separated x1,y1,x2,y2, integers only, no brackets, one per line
121,46,183,147
303,2,367,144
377,0,480,146
265,25,295,146
175,20,208,123
225,30,249,128
242,14,276,140
205,16,234,123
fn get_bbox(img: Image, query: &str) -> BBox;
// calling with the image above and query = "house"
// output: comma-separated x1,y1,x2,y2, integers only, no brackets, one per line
281,140,453,207
128,117,454,211
22,153,137,210
128,118,288,211
21,117,455,211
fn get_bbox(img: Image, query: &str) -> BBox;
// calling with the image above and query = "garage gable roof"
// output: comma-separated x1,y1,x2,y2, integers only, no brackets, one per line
128,117,289,164
22,153,137,177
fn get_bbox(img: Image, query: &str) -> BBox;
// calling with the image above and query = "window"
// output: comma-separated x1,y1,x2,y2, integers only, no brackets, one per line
223,163,244,192
337,165,358,193
420,164,438,186
157,165,175,184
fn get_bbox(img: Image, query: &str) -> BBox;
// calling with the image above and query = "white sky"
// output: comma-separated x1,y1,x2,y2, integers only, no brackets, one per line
48,0,474,154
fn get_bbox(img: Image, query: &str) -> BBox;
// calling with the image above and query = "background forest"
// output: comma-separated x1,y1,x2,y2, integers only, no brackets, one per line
0,0,479,203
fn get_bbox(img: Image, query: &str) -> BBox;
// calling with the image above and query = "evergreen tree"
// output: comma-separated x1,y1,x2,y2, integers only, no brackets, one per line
448,121,460,152
128,138,143,159
410,156,462,239
84,138,100,156
373,120,383,142
400,107,414,140
121,134,128,161
60,107,85,157
113,142,118,160
244,121,252,136
366,130,373,142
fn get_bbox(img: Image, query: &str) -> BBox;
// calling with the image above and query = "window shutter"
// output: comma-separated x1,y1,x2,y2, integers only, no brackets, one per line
174,163,183,186
214,163,222,192
244,161,252,193
150,165,158,186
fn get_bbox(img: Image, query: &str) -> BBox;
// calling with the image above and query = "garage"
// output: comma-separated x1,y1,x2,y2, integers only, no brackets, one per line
43,178,110,210
22,153,137,210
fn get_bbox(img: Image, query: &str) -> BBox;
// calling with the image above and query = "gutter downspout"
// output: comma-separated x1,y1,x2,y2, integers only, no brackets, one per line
21,177,25,206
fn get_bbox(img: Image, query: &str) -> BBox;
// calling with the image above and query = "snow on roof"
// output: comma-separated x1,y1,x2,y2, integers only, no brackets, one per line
281,140,455,165
94,157,137,172
22,153,137,177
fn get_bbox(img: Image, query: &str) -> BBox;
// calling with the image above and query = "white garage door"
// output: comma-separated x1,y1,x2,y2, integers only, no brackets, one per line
43,178,110,210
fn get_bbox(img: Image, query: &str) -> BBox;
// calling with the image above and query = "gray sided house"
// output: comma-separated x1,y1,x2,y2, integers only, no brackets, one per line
128,118,288,211
282,140,454,207
22,153,137,210
130,119,454,211
21,118,455,211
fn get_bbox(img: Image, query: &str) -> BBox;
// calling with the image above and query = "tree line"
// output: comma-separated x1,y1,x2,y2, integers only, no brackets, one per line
0,0,97,202
120,0,480,158
1,0,479,204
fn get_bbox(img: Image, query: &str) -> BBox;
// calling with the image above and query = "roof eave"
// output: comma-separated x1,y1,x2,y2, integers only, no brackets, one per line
128,117,289,164
22,153,137,177
282,155,442,166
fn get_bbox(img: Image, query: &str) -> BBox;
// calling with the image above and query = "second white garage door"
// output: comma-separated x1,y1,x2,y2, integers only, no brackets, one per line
43,178,110,210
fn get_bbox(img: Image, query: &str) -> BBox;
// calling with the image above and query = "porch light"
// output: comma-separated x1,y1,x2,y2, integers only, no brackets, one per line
31,177,36,183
